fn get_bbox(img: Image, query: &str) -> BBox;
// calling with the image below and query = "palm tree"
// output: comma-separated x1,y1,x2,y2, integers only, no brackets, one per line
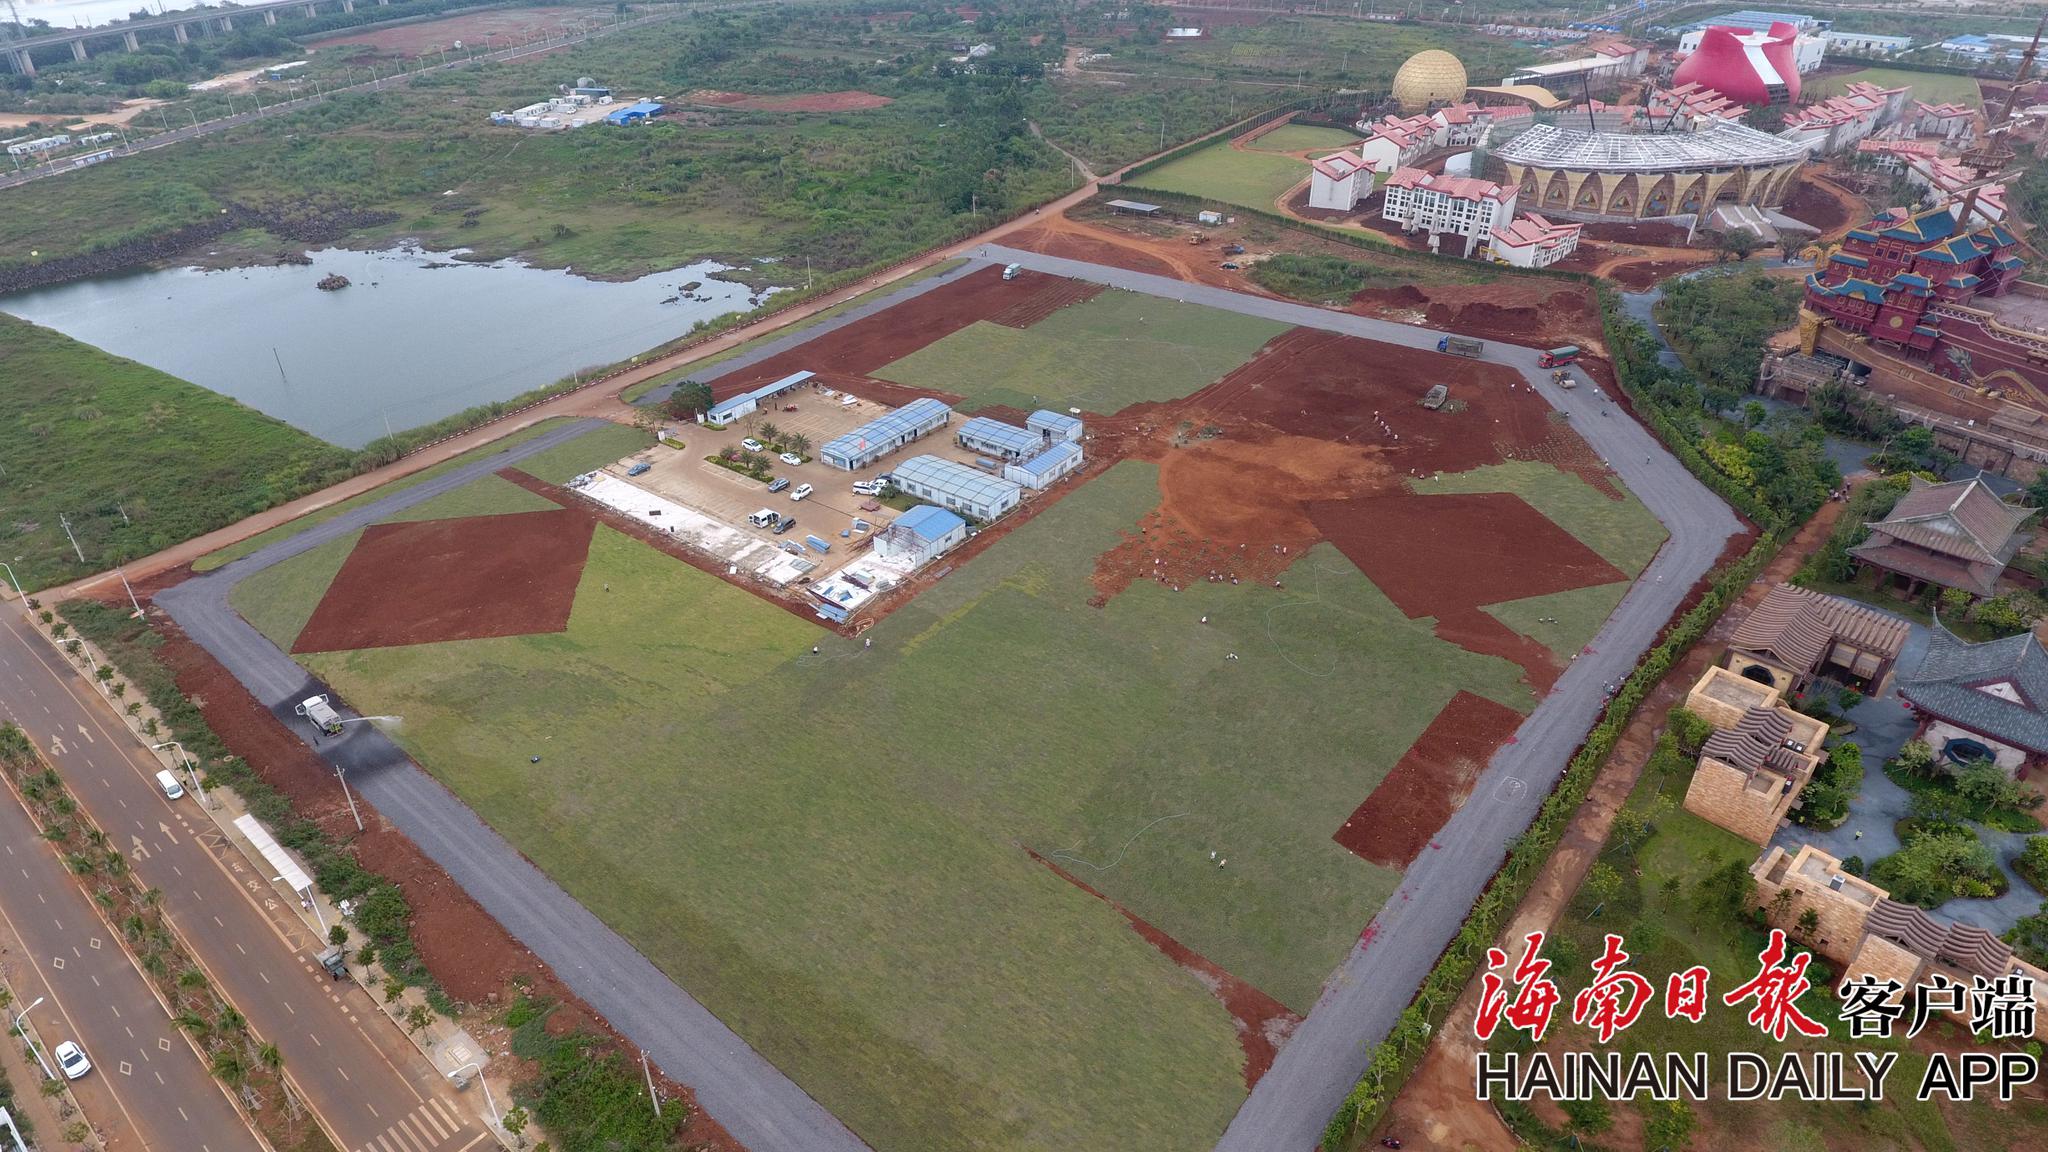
757,421,781,444
210,1047,248,1090
787,433,811,456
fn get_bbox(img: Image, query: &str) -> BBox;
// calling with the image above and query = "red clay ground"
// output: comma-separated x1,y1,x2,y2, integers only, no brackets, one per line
1335,691,1527,869
1029,850,1299,1090
687,89,893,112
292,509,594,654
142,616,742,1152
311,7,594,55
715,264,1068,395
988,277,1103,327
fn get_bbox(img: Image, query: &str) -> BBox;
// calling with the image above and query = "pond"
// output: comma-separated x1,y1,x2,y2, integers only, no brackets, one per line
1,244,772,448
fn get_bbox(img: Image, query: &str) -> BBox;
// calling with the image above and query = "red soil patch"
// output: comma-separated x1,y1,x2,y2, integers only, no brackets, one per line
715,264,1050,395
1576,218,1692,246
292,509,594,654
143,617,742,1152
1782,174,1853,234
688,89,893,112
1307,491,1624,618
1002,222,1203,282
987,277,1104,328
1026,849,1299,1089
1335,691,1527,868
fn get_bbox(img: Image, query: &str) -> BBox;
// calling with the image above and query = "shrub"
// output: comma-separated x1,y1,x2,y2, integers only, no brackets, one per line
1871,828,2004,907
2017,836,2048,894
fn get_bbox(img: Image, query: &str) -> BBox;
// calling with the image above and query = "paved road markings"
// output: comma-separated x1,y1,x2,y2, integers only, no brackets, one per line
119,1061,132,1076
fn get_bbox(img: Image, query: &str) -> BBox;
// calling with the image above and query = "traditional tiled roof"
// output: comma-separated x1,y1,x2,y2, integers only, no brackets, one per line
1864,476,2034,564
1879,208,1959,243
1490,212,1581,249
1867,899,2017,978
1310,151,1368,181
1898,619,2048,754
1702,707,1810,774
1729,584,1910,678
1915,100,1973,119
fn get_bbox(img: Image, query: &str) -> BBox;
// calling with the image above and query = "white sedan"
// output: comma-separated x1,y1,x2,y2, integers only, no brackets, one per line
54,1040,91,1080
779,452,804,467
741,437,765,452
790,484,814,502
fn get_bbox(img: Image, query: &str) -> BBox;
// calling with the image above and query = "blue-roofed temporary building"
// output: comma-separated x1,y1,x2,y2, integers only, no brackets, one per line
820,398,953,470
706,371,815,424
874,505,968,567
605,101,664,125
1027,409,1085,443
892,454,1022,521
955,417,1041,461
1004,441,1083,490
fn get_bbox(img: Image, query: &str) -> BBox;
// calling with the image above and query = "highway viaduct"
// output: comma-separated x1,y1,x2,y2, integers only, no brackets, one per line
4,0,394,76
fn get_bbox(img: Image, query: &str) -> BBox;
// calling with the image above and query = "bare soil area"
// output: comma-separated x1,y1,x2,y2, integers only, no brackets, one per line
1335,691,1528,869
312,7,597,55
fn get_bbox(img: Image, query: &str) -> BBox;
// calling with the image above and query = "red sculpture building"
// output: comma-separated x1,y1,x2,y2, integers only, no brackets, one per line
1803,207,2026,357
1673,22,1803,107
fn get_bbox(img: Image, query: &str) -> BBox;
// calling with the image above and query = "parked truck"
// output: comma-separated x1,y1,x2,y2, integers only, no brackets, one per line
1538,344,1581,369
1437,335,1483,358
295,694,344,737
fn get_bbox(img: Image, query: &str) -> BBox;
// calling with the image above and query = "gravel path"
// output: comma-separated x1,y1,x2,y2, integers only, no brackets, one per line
159,250,1740,1152
154,419,873,1152
968,247,1743,1150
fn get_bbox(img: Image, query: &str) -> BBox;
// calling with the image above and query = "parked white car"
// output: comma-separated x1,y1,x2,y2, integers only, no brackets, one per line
741,437,765,452
54,1041,91,1080
779,452,804,467
790,484,813,502
851,480,882,496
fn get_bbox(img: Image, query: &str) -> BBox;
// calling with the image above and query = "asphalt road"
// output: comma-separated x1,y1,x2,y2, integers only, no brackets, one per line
0,739,258,1152
970,246,1744,1149
152,420,874,1152
0,609,492,1152
156,252,1739,1151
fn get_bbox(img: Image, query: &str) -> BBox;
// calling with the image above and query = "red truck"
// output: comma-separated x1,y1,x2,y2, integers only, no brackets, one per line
1538,345,1581,369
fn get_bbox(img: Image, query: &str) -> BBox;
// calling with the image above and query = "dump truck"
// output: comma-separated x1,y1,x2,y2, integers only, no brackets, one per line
295,694,344,737
1437,335,1483,358
1538,344,1581,369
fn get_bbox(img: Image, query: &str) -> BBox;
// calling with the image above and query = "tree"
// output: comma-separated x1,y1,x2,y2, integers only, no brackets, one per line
1872,828,2002,906
1719,229,1761,262
1939,586,1974,620
663,379,713,421
1896,740,1939,779
1742,400,1767,429
1976,591,2044,637
757,421,781,444
1643,1098,1697,1150
503,1105,529,1137
1584,862,1623,912
787,432,811,456
1957,762,2021,811
1796,907,1822,941
1667,707,1713,758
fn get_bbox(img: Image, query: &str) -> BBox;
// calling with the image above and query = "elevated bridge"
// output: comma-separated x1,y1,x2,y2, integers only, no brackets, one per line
4,0,394,76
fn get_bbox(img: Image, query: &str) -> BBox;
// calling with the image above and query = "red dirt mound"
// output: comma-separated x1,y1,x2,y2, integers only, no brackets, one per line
1576,218,1691,246
718,264,1053,394
1002,223,1187,279
292,509,594,653
1306,491,1623,618
1782,175,1852,235
1334,690,1528,869
987,277,1104,328
1028,849,1299,1089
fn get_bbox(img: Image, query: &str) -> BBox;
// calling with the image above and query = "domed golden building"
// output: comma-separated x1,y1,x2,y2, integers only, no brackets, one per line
1391,49,1468,111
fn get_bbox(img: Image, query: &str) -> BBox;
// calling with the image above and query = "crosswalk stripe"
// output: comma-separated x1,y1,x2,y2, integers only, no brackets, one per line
428,1097,461,1132
374,1135,397,1152
416,1106,450,1141
407,1114,442,1145
388,1124,425,1152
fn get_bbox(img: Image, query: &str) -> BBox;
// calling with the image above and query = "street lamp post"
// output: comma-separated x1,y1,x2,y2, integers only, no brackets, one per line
0,561,24,601
448,1062,500,1125
151,741,210,808
11,999,55,1081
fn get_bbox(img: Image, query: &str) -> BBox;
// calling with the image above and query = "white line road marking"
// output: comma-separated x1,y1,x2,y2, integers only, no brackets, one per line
417,1106,449,1140
259,971,269,984
336,1064,350,1082
367,1102,379,1119
428,1098,459,1131
307,1030,319,1046
452,1132,490,1152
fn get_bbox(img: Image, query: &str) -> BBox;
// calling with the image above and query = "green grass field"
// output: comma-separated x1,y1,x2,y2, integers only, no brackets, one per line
1124,141,1311,209
873,291,1289,413
233,458,1542,1152
194,419,650,572
1247,124,1362,153
1806,67,1983,109
0,313,355,589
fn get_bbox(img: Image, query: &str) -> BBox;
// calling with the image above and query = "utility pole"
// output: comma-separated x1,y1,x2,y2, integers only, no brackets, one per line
58,513,84,562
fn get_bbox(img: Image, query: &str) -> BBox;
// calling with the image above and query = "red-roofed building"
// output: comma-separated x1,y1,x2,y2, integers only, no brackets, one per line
1381,167,1518,256
1307,151,1373,211
1356,112,1438,174
1804,206,2025,358
1430,101,1534,146
1648,82,1748,129
1487,213,1582,268
1780,80,1911,154
1856,137,1940,172
1915,100,1975,142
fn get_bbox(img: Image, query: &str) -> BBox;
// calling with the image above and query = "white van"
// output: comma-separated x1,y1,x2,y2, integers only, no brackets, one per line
747,508,778,528
154,769,185,801
1002,263,1022,281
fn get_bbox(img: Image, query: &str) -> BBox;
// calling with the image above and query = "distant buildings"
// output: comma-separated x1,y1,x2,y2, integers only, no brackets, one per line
705,372,814,425
1498,39,1650,98
1914,100,1975,143
1674,21,1825,106
1778,79,1911,155
1381,168,1518,257
1354,112,1438,174
1822,30,1911,55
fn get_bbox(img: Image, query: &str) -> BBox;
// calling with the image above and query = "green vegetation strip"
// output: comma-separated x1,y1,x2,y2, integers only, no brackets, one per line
1124,141,1310,210
502,997,683,1152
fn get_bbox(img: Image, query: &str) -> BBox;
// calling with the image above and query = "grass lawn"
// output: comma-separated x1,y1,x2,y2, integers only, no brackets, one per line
0,314,355,589
1247,124,1362,153
620,260,969,404
1484,582,1631,661
270,460,1532,1152
193,419,644,571
231,531,360,653
873,291,1290,413
1806,67,1982,109
1125,141,1311,209
382,474,560,524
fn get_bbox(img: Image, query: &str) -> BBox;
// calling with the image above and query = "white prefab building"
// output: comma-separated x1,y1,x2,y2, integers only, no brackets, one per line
1915,100,1974,142
1488,213,1583,268
1354,113,1437,174
1005,441,1085,490
1381,168,1518,257
820,397,953,470
1027,409,1084,443
955,416,1042,460
704,371,815,424
1308,151,1373,211
873,504,968,567
1823,30,1911,55
891,455,1022,521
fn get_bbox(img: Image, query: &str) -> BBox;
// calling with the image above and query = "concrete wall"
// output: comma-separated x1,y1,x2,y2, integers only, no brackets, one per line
1685,758,1796,843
